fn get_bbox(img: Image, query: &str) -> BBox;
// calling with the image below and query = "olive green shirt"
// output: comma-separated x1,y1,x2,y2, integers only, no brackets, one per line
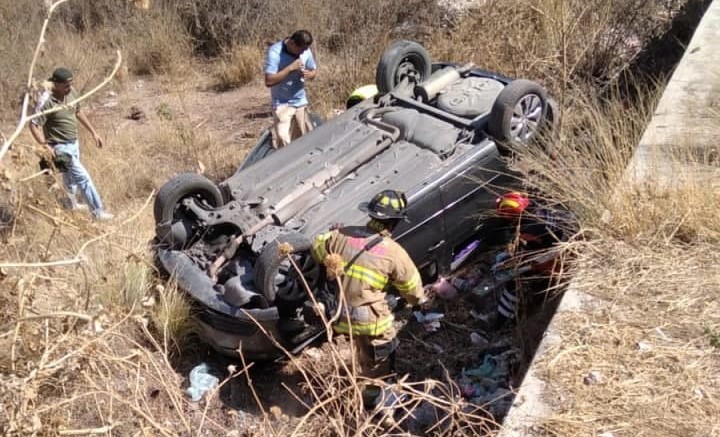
32,89,80,144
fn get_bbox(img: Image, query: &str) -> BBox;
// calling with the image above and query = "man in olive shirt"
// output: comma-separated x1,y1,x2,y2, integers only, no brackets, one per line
29,67,113,220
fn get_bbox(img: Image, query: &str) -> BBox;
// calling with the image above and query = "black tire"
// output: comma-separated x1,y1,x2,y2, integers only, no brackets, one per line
488,79,548,155
153,173,224,246
376,40,432,94
255,233,320,304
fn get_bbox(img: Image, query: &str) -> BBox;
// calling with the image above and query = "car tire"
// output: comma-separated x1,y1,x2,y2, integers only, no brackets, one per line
488,79,549,155
376,40,432,94
255,232,320,304
154,173,224,247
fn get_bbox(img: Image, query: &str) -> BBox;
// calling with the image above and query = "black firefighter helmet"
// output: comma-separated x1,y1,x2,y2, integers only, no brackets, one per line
359,190,408,220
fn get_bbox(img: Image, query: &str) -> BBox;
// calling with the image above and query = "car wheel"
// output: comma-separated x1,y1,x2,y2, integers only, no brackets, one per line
255,233,320,304
488,79,548,155
376,40,432,94
154,173,224,248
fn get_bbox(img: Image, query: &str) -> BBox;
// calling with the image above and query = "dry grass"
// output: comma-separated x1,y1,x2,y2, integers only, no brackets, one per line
427,0,683,93
507,74,720,435
1,0,714,435
536,240,720,436
212,45,265,91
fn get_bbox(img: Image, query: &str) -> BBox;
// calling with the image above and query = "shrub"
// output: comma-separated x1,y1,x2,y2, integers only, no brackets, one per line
212,44,264,90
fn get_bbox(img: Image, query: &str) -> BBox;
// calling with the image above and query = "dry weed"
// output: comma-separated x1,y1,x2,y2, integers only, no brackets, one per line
1,0,713,435
538,240,720,437
509,67,720,436
213,44,264,91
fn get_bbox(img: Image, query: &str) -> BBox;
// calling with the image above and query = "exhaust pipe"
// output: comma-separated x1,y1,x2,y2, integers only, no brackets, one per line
413,63,475,102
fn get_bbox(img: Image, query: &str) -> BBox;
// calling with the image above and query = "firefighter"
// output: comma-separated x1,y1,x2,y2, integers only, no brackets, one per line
309,189,427,407
490,191,575,327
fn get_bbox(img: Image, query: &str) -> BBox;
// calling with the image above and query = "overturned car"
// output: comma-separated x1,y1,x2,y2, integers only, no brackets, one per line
153,40,555,359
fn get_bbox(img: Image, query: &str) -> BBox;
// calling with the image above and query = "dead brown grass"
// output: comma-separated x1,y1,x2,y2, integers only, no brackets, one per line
508,74,720,435
538,240,720,437
1,0,713,435
212,45,265,91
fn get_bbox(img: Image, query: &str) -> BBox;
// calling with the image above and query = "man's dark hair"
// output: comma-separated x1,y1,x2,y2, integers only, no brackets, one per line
290,30,313,48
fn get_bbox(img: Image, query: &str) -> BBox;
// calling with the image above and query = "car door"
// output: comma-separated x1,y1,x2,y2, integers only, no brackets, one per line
438,142,511,271
393,184,447,282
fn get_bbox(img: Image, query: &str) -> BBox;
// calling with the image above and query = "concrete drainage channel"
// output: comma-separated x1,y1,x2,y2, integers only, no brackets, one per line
498,1,719,434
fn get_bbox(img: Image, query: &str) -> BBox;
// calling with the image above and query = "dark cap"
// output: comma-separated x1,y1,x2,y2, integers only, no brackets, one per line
49,67,73,83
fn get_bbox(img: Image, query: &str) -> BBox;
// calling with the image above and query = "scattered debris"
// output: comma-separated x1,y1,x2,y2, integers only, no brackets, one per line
693,387,705,399
0,203,15,233
413,311,444,332
583,370,604,386
636,341,652,352
303,347,323,361
654,327,671,341
429,273,485,300
129,105,146,121
141,295,156,307
470,331,490,347
186,363,219,401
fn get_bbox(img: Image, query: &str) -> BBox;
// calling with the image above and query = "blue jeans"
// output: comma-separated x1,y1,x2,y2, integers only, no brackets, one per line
53,140,105,217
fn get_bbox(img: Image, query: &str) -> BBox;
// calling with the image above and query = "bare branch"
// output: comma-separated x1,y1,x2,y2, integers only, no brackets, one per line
19,168,50,182
0,258,84,269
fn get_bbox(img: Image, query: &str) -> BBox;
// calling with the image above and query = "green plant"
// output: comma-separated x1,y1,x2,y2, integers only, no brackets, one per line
706,326,720,348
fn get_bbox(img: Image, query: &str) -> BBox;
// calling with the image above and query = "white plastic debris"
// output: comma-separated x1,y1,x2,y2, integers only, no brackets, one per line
186,363,219,401
303,347,323,361
636,341,652,352
654,327,670,340
470,332,489,347
413,311,444,332
583,370,604,385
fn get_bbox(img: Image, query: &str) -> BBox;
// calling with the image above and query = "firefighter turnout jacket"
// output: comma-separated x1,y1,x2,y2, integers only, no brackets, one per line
311,226,425,336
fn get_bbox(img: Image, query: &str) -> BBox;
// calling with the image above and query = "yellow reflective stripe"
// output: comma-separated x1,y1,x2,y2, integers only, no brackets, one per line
334,315,394,336
343,262,389,289
393,271,420,293
312,232,333,261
